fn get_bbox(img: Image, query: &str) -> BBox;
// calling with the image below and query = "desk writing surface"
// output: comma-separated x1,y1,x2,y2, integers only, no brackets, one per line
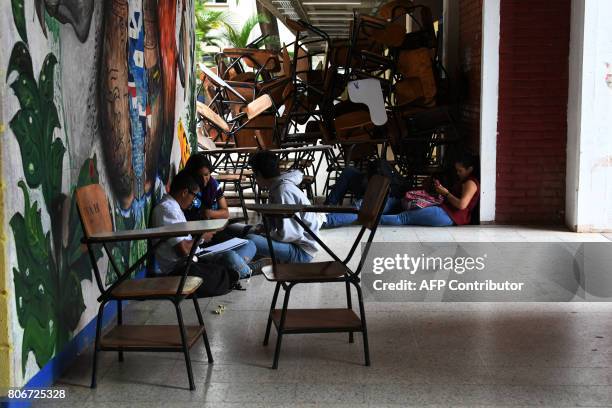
269,145,332,154
87,219,228,243
246,204,305,215
202,147,258,155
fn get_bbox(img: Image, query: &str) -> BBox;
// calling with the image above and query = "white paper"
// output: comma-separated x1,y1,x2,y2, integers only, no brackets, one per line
200,237,248,255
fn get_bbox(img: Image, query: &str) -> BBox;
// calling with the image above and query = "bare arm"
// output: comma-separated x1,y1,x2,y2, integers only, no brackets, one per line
203,196,230,219
173,232,215,256
436,180,478,210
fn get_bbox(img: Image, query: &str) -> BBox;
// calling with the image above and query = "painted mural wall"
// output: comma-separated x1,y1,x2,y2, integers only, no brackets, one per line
0,0,197,387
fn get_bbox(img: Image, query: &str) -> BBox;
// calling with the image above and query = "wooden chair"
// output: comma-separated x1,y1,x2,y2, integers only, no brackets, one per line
246,174,390,368
76,184,227,390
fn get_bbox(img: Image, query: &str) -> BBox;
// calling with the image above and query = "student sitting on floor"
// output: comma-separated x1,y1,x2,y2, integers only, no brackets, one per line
246,151,321,263
151,170,257,285
323,158,409,228
182,153,229,221
324,153,480,227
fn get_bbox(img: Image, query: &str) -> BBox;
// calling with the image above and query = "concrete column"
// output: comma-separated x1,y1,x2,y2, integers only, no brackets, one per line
566,0,612,232
479,0,500,222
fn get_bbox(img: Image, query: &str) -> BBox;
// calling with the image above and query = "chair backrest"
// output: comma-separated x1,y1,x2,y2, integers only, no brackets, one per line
75,184,113,238
197,101,230,133
358,175,390,229
246,94,273,120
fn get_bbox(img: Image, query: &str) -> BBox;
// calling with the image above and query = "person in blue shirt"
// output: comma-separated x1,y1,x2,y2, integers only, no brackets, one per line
182,153,229,221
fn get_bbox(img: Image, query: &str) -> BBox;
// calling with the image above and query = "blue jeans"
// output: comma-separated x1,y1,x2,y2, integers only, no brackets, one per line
246,233,313,263
325,196,402,228
380,206,454,226
201,239,257,278
326,166,367,205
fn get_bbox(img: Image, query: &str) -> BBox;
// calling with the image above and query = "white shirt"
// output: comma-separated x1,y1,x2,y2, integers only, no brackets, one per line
150,195,202,274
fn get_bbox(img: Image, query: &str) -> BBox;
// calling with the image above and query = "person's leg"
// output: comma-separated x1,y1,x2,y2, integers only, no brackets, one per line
324,212,359,228
324,193,400,228
286,244,313,263
204,248,253,279
380,206,454,227
246,234,312,263
233,239,256,263
325,167,365,205
382,196,402,214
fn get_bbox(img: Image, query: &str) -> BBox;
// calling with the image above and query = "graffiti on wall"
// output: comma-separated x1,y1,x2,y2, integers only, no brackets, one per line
5,0,196,379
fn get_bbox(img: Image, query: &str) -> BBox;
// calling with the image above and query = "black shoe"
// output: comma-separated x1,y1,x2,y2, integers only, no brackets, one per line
247,257,272,278
232,281,246,291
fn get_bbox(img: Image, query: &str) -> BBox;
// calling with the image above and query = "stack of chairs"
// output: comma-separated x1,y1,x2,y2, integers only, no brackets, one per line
196,0,461,211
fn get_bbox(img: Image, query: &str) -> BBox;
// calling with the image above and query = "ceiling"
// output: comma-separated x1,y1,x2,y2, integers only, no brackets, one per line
257,0,386,40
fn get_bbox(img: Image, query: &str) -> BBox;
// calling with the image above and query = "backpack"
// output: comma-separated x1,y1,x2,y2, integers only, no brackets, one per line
172,258,239,298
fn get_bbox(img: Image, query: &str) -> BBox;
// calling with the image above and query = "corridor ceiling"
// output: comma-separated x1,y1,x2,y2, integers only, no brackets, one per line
257,0,385,39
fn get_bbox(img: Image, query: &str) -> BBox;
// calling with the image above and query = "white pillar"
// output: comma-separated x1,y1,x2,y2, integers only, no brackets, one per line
479,0,500,222
566,0,612,232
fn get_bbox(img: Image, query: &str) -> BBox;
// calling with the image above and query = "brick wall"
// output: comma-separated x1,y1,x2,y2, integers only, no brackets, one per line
458,0,482,152
496,0,571,224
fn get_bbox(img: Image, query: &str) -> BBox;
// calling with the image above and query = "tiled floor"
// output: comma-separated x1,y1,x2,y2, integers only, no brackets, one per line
40,225,612,407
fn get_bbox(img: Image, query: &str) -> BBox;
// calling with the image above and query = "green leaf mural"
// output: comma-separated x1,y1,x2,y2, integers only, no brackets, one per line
10,158,102,375
6,3,107,372
7,44,62,209
11,0,28,44
11,182,56,372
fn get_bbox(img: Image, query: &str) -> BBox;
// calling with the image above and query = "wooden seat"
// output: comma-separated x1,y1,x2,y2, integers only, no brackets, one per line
262,261,348,282
110,276,203,298
100,325,205,351
270,309,361,332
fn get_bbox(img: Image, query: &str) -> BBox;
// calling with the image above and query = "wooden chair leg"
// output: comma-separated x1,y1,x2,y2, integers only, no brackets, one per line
91,301,106,388
174,302,196,390
345,281,354,343
117,300,124,362
192,297,213,363
354,282,370,366
264,282,281,346
272,284,293,369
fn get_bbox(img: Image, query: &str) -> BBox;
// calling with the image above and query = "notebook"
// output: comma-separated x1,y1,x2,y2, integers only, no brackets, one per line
200,237,248,255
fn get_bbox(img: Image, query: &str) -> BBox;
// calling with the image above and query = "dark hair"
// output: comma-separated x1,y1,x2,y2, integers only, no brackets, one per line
170,170,199,195
249,150,280,179
184,152,213,174
455,152,480,179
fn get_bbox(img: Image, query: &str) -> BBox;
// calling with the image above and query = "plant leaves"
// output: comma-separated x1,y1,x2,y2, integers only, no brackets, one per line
38,54,58,101
15,181,52,271
21,316,56,374
10,182,57,377
7,42,34,85
11,0,28,44
57,268,86,334
7,44,39,113
10,109,44,188
42,138,66,207
42,101,61,150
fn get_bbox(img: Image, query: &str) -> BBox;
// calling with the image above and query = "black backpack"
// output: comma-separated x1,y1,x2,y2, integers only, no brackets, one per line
172,258,239,298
